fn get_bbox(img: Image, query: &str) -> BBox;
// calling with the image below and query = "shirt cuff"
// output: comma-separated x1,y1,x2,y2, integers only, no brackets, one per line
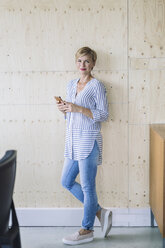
91,109,101,123
91,109,108,123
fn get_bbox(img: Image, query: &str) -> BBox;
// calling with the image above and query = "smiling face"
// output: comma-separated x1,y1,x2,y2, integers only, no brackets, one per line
76,55,95,76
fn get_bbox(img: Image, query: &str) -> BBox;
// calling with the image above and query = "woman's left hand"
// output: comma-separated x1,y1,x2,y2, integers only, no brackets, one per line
63,102,93,119
64,102,81,113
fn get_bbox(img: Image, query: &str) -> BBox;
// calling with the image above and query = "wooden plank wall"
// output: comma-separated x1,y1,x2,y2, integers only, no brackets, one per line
129,0,165,208
0,0,165,208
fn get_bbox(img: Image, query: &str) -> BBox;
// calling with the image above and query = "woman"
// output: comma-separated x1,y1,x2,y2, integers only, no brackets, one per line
56,47,112,245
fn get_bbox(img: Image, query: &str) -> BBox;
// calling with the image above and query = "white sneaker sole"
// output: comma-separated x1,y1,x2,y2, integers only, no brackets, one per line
102,210,112,238
62,237,93,245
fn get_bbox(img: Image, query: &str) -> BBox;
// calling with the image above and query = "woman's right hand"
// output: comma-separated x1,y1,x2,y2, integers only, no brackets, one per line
56,101,66,114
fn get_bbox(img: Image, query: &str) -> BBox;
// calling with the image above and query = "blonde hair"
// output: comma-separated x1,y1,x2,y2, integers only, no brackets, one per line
75,47,97,63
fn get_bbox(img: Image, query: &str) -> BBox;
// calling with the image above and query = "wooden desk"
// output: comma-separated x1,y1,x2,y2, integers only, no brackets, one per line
150,124,165,247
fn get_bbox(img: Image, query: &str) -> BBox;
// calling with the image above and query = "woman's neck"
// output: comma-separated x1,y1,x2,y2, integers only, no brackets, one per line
79,74,93,84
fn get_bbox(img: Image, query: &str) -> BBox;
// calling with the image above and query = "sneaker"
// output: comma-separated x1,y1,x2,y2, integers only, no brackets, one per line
100,208,112,237
62,231,94,245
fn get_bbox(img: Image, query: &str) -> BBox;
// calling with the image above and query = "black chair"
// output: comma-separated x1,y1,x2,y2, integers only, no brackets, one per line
0,150,21,248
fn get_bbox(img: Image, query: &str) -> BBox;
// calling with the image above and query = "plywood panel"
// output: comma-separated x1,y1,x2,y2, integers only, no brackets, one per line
129,163,149,207
128,0,165,210
0,104,66,206
129,125,149,207
149,71,165,123
130,58,165,70
129,0,165,58
0,105,66,159
0,71,78,105
129,70,165,124
0,70,127,105
129,125,149,165
129,70,150,124
0,0,127,72
97,103,128,207
93,71,128,104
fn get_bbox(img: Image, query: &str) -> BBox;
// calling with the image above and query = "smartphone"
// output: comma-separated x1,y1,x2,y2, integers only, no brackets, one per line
54,96,62,103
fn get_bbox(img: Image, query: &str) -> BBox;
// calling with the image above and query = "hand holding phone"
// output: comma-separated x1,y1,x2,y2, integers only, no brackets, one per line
54,96,66,106
54,96,63,103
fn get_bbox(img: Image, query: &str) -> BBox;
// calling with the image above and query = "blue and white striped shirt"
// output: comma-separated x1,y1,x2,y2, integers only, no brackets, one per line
64,78,109,165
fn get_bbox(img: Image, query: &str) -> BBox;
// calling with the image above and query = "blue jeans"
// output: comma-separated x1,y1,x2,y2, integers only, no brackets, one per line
61,141,101,230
